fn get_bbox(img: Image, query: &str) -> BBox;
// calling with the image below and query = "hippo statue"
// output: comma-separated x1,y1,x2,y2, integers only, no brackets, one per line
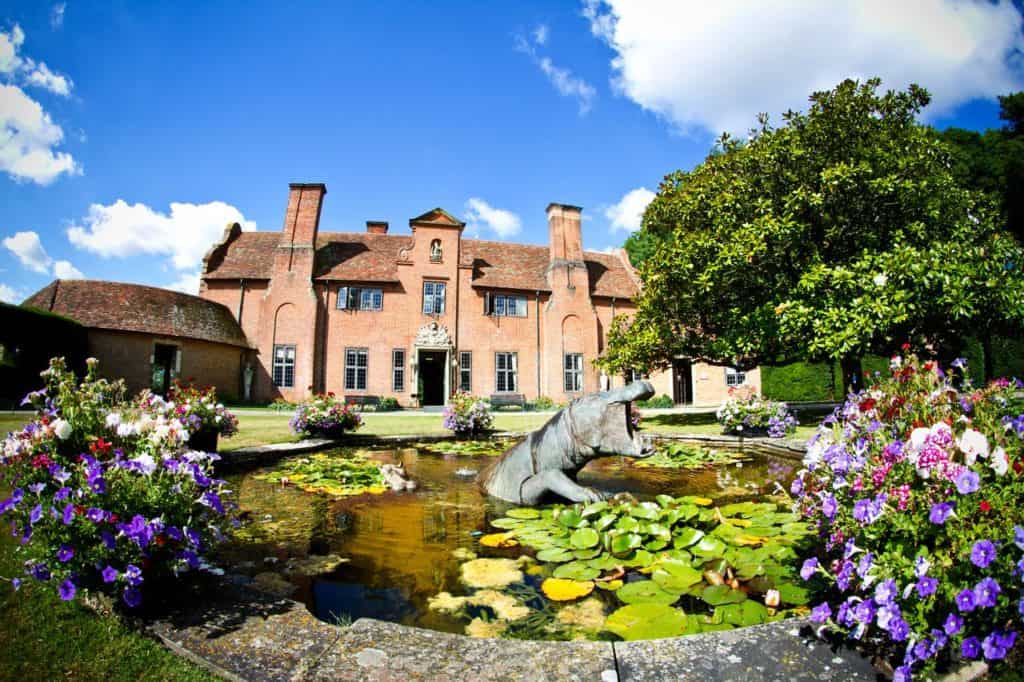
479,381,656,504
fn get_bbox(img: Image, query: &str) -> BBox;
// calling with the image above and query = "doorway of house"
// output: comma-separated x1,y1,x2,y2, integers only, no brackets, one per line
672,358,693,405
152,343,178,396
418,350,447,406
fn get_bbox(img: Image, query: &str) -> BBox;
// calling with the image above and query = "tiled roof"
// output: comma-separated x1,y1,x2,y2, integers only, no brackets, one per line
23,280,251,348
201,230,639,298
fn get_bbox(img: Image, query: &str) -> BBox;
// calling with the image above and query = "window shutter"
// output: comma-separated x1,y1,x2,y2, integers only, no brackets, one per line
484,292,490,315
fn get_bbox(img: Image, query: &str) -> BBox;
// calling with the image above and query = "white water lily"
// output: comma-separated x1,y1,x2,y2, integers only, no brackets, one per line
52,419,72,440
764,589,780,607
991,446,1009,476
957,428,989,465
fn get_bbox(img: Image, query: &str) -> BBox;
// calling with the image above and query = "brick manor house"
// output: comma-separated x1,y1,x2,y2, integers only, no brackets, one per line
197,183,758,406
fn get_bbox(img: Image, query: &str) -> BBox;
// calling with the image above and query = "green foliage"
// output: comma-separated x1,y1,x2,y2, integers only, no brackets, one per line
0,303,88,409
529,395,558,411
254,453,386,496
632,442,749,470
622,229,660,269
376,396,401,411
603,79,1024,377
636,394,674,408
761,362,837,402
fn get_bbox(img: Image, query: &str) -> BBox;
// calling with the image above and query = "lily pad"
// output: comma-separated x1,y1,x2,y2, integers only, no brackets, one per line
604,604,688,641
570,527,600,549
553,561,601,581
479,532,519,548
692,536,727,558
611,533,643,556
573,547,603,560
556,509,585,528
541,578,594,601
505,508,541,519
536,548,575,563
715,600,769,626
701,584,747,606
674,527,705,548
777,583,810,606
616,580,679,605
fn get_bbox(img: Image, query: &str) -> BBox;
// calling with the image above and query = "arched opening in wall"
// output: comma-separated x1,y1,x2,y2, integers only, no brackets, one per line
271,303,298,391
429,239,443,263
561,314,584,394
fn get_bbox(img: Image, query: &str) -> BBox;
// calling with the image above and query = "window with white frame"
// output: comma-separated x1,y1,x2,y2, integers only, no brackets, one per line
392,349,405,392
484,292,528,317
725,366,746,386
422,281,446,315
495,352,518,393
345,348,368,390
459,351,472,393
337,286,383,311
273,344,296,388
564,353,584,392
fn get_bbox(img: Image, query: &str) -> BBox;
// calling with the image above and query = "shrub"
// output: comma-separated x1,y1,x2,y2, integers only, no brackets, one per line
0,358,234,608
289,394,362,438
269,398,296,412
637,394,674,409
716,386,797,437
792,353,1024,680
443,392,493,437
531,395,557,411
377,397,401,412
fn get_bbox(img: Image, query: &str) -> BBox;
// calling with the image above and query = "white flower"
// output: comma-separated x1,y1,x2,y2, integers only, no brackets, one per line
131,454,157,475
873,273,888,287
52,419,72,440
764,589,780,607
105,412,122,428
991,446,1008,476
957,428,989,465
117,422,137,437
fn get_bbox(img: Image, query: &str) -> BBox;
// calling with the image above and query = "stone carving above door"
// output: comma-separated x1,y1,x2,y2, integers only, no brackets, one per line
414,321,452,347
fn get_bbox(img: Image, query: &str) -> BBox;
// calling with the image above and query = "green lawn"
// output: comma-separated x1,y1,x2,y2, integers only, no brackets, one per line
0,534,214,681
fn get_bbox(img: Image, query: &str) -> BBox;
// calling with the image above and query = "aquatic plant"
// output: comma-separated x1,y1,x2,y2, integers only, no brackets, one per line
632,441,751,470
414,439,513,458
793,353,1024,680
254,453,386,497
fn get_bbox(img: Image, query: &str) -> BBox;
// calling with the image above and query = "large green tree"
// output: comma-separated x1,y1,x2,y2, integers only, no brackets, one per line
603,79,1024,387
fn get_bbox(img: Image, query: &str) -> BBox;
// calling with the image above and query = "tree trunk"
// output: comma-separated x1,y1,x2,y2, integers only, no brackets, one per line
840,355,863,397
982,332,995,385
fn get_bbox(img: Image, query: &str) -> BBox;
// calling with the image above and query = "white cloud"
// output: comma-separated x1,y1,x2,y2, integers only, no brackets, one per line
3,230,52,273
0,24,72,97
0,283,23,303
24,61,71,96
582,0,1024,135
515,26,596,115
51,3,66,30
0,84,79,184
67,199,256,271
605,187,655,232
464,197,522,238
52,259,82,279
164,271,200,295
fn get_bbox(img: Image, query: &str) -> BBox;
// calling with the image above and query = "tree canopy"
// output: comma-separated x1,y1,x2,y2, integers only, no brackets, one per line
603,79,1024,380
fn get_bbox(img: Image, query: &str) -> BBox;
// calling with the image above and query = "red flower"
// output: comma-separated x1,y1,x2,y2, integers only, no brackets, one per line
859,398,877,412
155,534,166,547
901,342,912,351
1014,460,1023,475
74,505,85,516
980,500,992,513
922,362,934,372
108,513,119,524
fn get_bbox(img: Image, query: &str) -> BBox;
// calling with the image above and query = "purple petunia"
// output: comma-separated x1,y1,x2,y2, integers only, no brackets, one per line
1015,526,1024,551
62,503,74,525
101,565,118,583
929,502,954,525
962,637,981,659
11,577,20,591
889,617,910,641
982,631,1016,660
29,504,42,525
893,665,912,682
956,589,977,612
821,494,837,520
56,544,74,562
800,558,818,581
810,602,832,623
974,577,1001,608
944,613,963,636
53,486,70,502
58,578,75,601
100,530,116,550
916,576,938,598
125,564,143,587
122,587,142,608
875,579,898,605
85,507,105,523
970,540,997,568
198,491,225,515
955,469,980,494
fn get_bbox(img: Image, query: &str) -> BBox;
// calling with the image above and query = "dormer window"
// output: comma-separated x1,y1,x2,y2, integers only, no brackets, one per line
337,287,383,311
430,239,443,263
484,292,528,317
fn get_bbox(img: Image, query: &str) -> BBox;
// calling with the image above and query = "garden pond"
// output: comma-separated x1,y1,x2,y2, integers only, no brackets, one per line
219,439,809,641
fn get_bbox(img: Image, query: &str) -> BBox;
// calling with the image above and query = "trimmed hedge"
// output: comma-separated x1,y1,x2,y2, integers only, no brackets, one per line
761,361,838,402
0,303,88,408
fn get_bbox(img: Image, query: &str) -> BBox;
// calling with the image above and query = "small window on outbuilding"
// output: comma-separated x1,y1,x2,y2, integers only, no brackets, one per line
725,367,746,387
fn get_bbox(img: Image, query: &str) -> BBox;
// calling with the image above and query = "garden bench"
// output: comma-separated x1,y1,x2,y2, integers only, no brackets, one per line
345,395,380,409
489,393,526,409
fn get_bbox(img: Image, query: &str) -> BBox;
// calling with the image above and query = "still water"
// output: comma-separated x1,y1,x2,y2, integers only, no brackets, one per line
220,443,798,634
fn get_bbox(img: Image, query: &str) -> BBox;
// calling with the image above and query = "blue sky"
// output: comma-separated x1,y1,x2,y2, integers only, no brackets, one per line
1,1,1022,301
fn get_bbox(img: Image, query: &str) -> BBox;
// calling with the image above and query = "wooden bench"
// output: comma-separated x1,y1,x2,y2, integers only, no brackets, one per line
345,395,380,409
489,393,526,410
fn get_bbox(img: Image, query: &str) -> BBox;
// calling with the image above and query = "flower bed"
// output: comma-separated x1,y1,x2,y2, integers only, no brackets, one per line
792,353,1024,680
0,358,234,608
289,394,363,438
442,392,493,437
138,381,238,452
716,386,797,438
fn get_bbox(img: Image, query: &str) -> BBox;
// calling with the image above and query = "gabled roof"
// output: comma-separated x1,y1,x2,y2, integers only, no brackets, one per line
23,280,251,348
409,208,465,228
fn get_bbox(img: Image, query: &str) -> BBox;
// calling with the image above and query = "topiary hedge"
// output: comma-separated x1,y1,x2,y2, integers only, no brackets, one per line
0,303,88,409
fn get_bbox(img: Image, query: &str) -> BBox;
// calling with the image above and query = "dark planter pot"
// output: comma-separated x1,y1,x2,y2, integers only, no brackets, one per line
189,428,219,453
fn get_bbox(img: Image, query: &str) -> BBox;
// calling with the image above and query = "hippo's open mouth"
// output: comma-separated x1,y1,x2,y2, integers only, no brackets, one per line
631,430,656,458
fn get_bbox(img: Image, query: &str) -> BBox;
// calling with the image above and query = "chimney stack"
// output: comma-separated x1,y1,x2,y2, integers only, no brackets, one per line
547,203,584,264
366,221,389,235
281,183,326,247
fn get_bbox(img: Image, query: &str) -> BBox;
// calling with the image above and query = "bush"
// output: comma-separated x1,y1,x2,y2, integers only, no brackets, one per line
716,386,797,437
442,392,493,437
792,353,1024,680
637,394,674,409
289,394,362,438
530,395,557,411
377,397,401,411
0,303,88,409
269,398,296,412
762,362,838,402
0,357,234,608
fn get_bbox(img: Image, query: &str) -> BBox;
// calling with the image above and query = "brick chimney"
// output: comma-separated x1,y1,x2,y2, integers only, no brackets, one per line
366,220,389,234
280,183,327,247
547,203,584,264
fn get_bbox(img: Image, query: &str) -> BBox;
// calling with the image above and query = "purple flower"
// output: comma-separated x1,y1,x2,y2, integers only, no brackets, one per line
916,576,938,598
974,577,1001,608
790,477,804,496
800,558,818,581
809,602,831,623
58,578,76,601
970,540,997,568
929,502,954,525
875,579,898,605
101,565,118,583
27,483,45,495
944,613,963,636
889,617,910,641
62,503,74,525
893,665,912,682
10,488,23,504
956,589,977,612
85,507,105,523
125,564,143,587
1015,526,1024,551
100,530,116,550
962,637,981,659
836,560,855,591
11,577,20,591
955,469,980,494
56,544,74,563
53,486,70,502
821,494,837,520
982,631,1015,660
185,527,202,549
166,526,183,542
913,640,931,661
122,587,142,608
856,553,874,578
198,491,225,515
30,562,50,581
29,504,42,525
852,499,872,523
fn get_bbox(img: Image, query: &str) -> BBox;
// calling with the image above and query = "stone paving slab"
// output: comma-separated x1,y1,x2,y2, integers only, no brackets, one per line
302,619,618,682
614,618,878,681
